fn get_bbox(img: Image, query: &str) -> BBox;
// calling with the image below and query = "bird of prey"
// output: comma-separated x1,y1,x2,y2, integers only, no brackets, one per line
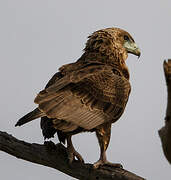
15,27,140,168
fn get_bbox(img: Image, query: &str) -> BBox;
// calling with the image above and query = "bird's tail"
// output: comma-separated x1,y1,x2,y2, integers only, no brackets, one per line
15,108,45,127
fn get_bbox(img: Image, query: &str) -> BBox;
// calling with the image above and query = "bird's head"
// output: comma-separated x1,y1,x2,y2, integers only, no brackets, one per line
84,27,140,63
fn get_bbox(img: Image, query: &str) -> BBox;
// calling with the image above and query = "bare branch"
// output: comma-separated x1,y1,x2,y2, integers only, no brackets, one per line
159,59,171,164
0,131,145,180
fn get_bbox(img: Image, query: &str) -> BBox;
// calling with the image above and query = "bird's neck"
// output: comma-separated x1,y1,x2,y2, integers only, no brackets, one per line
78,51,130,80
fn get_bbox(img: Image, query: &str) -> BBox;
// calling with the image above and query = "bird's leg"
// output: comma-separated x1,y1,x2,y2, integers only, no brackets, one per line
66,135,84,164
93,123,122,169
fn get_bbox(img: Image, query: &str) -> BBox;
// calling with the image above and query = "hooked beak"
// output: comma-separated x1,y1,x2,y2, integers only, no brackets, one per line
124,41,141,58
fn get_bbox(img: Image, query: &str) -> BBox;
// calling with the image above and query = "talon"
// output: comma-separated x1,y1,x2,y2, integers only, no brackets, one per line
73,151,84,163
66,136,84,164
93,159,103,169
67,150,84,164
93,159,122,169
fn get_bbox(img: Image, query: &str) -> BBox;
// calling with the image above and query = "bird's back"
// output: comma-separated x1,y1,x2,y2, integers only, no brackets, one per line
36,59,131,139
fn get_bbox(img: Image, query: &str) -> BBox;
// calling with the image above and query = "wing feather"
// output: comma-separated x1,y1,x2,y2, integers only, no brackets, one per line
35,64,131,130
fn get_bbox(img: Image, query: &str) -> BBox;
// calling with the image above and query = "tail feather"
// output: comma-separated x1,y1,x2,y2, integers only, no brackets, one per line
15,108,45,127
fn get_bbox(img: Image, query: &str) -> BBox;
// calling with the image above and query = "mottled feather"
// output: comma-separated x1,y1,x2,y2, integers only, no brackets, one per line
16,28,140,157
34,63,131,130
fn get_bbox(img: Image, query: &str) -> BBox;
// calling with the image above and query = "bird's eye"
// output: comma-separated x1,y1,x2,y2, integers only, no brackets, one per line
124,35,129,41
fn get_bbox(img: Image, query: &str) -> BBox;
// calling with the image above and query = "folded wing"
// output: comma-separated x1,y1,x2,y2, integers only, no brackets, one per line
35,64,131,130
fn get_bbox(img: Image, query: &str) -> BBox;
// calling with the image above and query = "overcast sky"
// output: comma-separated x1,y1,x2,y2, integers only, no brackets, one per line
0,0,171,179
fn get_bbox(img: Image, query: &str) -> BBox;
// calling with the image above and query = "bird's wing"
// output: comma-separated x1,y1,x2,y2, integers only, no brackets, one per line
39,72,64,138
35,64,131,130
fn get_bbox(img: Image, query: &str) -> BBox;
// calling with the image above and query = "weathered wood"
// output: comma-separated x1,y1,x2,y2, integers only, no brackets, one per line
159,59,171,164
0,131,145,180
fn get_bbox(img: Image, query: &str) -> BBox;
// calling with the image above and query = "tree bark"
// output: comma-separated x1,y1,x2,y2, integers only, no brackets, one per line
0,131,145,180
159,59,171,164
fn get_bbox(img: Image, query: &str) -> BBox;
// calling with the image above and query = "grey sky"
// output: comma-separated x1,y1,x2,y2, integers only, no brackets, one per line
0,0,170,179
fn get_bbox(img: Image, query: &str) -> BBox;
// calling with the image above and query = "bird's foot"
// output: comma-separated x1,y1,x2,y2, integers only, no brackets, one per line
93,159,123,169
67,147,84,164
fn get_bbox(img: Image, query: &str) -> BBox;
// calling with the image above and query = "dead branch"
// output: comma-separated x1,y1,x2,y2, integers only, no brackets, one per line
0,131,145,180
159,59,171,164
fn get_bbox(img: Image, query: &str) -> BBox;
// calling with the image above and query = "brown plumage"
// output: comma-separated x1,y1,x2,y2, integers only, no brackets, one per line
16,27,140,168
